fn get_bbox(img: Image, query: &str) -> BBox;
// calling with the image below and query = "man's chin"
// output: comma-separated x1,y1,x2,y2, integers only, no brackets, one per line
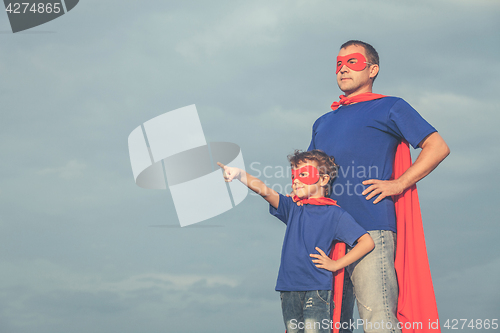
338,84,353,94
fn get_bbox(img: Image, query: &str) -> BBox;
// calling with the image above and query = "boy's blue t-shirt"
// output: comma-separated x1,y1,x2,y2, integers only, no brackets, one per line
308,97,436,232
270,193,367,291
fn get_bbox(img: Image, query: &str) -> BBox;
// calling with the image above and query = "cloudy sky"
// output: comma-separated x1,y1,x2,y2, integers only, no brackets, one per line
1,0,499,332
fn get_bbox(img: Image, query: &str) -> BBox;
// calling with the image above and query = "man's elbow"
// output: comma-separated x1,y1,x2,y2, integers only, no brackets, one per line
422,132,450,162
439,139,450,161
443,143,450,159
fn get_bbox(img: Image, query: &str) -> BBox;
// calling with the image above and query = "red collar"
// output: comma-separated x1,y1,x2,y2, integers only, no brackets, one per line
292,195,339,206
331,92,387,110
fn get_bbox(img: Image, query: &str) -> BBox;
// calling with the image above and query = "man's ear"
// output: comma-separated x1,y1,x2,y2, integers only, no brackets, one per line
369,64,379,79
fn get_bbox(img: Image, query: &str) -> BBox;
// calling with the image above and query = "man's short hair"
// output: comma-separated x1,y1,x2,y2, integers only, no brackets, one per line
288,149,338,196
340,40,379,81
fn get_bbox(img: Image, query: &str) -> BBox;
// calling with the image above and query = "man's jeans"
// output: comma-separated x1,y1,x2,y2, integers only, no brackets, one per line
281,290,333,333
340,230,401,333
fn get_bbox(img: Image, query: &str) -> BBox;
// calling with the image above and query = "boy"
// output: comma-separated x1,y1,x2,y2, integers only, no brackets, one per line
217,150,374,333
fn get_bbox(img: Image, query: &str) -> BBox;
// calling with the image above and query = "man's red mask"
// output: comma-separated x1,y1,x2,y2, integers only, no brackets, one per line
291,165,320,185
336,53,370,74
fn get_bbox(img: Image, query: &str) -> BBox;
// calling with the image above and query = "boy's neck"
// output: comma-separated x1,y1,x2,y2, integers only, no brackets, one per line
303,193,327,200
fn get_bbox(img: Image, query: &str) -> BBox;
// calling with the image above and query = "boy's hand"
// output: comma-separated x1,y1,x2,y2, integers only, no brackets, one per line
217,162,241,182
310,247,341,272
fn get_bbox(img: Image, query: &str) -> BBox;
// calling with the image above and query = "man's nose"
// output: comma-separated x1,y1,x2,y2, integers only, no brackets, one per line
339,64,349,73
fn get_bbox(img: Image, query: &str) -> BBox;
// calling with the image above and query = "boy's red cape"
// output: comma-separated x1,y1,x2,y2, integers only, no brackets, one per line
328,94,441,333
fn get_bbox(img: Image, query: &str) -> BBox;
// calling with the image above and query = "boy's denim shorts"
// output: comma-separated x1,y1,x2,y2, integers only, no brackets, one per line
281,290,333,333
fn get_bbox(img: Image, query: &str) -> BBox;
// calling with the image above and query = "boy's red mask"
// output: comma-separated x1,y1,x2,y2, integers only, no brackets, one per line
291,165,320,185
336,53,370,74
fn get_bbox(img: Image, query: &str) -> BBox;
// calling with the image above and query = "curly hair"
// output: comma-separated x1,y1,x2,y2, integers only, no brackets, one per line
287,149,338,196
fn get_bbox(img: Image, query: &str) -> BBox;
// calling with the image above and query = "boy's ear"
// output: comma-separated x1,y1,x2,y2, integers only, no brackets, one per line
320,174,330,187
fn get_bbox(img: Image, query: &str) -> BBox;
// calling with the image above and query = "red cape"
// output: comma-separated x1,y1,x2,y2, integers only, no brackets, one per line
330,141,440,333
392,141,441,333
292,195,339,207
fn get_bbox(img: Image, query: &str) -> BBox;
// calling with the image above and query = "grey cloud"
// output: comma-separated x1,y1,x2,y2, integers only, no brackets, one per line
0,0,498,332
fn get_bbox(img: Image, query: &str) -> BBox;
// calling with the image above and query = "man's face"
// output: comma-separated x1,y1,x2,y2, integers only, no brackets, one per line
336,44,378,96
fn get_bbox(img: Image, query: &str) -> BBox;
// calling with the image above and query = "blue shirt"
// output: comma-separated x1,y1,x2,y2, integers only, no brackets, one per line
270,194,367,291
308,97,436,231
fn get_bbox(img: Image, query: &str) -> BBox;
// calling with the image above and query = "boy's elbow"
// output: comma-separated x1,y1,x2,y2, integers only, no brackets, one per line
367,235,375,251
360,233,375,251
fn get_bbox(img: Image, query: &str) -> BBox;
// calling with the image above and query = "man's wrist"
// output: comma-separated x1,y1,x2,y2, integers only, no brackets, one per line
394,177,410,193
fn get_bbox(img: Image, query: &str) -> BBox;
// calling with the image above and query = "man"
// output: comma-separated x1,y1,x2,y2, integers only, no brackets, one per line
308,40,450,333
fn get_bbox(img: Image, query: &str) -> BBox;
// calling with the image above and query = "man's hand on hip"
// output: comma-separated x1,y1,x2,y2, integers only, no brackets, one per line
362,179,404,204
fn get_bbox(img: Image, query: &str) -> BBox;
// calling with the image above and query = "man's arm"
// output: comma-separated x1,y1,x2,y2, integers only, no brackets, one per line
310,233,375,272
362,132,450,204
217,162,280,208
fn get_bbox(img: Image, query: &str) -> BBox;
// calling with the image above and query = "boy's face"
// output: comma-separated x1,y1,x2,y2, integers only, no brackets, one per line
291,160,329,199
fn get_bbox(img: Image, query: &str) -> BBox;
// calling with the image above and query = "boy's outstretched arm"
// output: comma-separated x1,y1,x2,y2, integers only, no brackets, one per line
217,162,280,209
310,233,375,272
